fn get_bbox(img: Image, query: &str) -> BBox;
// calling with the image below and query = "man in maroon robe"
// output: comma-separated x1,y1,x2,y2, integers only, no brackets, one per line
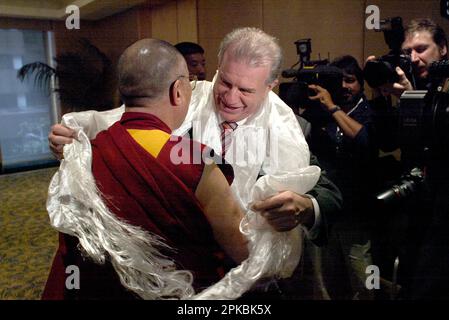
43,39,248,299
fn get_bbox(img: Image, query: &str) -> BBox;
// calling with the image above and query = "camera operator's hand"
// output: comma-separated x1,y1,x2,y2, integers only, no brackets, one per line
379,66,414,98
309,84,363,139
308,84,335,110
365,56,413,98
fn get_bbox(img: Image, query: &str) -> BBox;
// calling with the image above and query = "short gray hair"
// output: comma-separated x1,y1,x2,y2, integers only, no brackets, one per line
217,27,282,84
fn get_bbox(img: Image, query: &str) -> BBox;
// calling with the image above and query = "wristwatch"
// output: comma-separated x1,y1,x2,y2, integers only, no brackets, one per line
329,105,341,114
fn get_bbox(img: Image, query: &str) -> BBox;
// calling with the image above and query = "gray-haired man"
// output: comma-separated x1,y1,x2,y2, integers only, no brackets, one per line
49,27,342,297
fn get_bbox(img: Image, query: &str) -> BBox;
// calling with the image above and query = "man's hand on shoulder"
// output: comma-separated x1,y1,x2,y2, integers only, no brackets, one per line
252,191,315,232
48,124,76,160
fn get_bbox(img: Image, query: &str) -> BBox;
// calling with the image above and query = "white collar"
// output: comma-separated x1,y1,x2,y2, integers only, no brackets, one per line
346,97,364,116
217,114,248,126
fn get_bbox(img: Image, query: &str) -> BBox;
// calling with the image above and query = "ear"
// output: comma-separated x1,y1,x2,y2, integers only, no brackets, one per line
267,78,279,91
169,79,182,106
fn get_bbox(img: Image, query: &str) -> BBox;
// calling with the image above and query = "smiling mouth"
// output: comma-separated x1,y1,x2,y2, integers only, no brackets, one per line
221,103,242,113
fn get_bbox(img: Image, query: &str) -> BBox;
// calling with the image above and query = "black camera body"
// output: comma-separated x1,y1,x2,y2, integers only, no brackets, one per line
376,60,449,206
398,62,449,167
364,53,413,88
280,38,344,108
280,39,344,128
279,63,344,109
363,16,415,88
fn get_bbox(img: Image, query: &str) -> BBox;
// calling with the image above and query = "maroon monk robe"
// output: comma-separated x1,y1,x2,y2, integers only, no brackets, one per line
43,112,235,300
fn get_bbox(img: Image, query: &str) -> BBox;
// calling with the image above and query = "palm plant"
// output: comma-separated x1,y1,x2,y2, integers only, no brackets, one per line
17,38,117,113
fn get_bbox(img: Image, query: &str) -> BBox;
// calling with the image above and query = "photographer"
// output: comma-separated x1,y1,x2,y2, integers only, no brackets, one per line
369,19,448,153
376,18,447,96
403,20,449,300
368,18,449,299
304,55,378,300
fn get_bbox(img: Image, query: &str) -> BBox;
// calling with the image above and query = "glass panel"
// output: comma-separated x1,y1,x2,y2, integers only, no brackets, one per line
0,29,58,173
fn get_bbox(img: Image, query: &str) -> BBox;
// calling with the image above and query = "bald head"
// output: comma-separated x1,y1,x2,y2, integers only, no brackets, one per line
118,39,186,105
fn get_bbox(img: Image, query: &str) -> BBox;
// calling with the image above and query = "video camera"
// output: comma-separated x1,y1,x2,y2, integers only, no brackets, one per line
279,39,344,111
363,17,416,88
376,60,449,206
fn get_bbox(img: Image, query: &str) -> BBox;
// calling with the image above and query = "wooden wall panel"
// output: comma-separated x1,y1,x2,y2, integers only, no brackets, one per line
197,0,364,81
196,0,449,94
4,0,448,87
264,0,365,82
198,0,263,79
53,8,141,66
53,7,143,110
151,1,178,43
137,2,153,39
151,0,198,45
176,0,198,42
92,8,141,64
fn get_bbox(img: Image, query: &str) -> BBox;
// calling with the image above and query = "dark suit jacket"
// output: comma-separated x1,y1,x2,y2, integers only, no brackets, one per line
307,153,342,246
297,114,343,247
185,125,342,248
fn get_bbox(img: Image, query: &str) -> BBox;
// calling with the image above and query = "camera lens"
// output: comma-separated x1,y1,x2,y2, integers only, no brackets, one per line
364,59,399,88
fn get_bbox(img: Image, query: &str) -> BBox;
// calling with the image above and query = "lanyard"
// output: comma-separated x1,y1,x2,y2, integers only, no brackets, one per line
336,97,364,137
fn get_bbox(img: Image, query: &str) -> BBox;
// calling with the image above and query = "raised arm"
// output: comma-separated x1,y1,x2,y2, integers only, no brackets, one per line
48,124,76,159
195,163,248,264
48,106,125,159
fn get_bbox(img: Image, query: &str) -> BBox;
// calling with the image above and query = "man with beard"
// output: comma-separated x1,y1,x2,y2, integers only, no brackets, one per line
305,55,378,299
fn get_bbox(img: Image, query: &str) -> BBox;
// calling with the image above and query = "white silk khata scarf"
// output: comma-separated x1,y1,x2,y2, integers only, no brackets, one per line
47,76,320,299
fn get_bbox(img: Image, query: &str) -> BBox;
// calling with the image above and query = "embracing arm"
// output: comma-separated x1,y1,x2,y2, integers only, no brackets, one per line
252,153,342,246
195,163,248,264
48,106,125,159
252,98,341,244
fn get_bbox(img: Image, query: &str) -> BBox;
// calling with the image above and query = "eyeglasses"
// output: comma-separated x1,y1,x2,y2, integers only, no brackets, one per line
174,75,197,91
190,75,198,91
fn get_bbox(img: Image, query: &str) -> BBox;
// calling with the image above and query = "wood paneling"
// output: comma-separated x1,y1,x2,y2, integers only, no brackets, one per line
3,0,448,87
198,0,263,79
152,1,179,43
264,0,365,82
151,0,197,44
53,8,141,66
137,2,153,39
196,0,449,93
177,0,198,42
